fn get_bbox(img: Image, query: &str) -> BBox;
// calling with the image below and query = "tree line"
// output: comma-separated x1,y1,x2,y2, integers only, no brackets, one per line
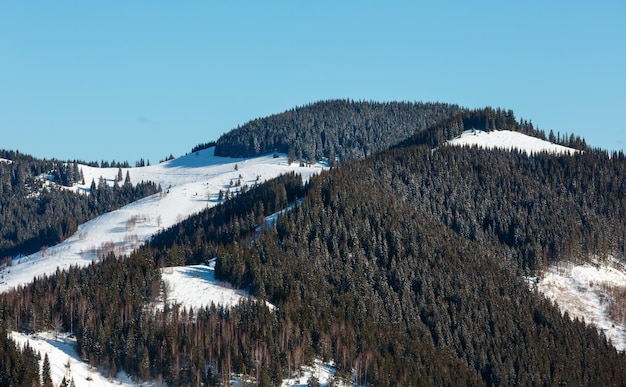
210,99,462,165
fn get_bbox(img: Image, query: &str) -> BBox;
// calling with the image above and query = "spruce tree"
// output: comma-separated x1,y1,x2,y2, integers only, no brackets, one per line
42,353,53,387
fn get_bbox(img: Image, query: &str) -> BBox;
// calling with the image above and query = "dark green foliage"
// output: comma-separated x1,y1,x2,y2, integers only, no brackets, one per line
0,316,40,387
385,144,625,270
190,141,217,154
42,353,53,387
212,99,462,163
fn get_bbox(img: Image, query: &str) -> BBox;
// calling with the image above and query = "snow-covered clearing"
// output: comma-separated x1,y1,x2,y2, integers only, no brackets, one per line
0,147,326,293
536,258,626,351
281,359,353,387
11,329,354,387
446,129,579,155
159,259,275,311
11,331,139,387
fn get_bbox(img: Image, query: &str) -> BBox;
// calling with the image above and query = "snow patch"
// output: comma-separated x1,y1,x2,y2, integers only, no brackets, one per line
10,331,143,387
446,129,579,156
281,359,354,387
159,261,275,311
537,258,626,351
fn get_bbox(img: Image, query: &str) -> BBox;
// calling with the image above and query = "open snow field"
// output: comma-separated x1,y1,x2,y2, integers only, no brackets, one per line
10,331,137,387
446,129,580,156
159,259,275,312
536,258,626,351
0,147,325,293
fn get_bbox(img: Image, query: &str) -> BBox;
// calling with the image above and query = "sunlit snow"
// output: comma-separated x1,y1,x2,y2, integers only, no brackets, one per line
281,359,351,387
446,129,579,156
536,258,626,351
0,147,325,293
159,259,275,311
11,331,139,387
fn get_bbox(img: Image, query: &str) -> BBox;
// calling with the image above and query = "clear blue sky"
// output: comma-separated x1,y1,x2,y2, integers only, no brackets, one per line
1,1,624,163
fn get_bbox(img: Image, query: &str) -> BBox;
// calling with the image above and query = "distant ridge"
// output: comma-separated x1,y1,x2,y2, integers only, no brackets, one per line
211,99,461,164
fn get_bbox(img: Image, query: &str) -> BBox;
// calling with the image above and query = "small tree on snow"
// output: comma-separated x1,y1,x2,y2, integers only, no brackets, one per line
42,353,53,387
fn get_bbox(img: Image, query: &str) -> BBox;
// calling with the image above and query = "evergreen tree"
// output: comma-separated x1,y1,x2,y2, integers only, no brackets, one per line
42,353,53,387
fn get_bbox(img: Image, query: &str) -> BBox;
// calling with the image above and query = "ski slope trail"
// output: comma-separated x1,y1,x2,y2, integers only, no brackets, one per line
0,148,326,293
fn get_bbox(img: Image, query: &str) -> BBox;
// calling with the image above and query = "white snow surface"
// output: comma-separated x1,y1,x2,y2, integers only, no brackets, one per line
159,260,275,311
0,147,326,293
446,129,579,156
536,258,626,351
160,263,245,311
10,331,140,387
281,359,353,387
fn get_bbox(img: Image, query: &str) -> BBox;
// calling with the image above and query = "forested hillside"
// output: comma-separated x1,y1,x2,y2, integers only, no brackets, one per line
210,99,462,164
0,150,160,262
2,106,626,386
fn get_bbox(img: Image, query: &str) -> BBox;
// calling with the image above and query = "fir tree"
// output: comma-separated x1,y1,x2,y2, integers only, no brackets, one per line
42,353,53,387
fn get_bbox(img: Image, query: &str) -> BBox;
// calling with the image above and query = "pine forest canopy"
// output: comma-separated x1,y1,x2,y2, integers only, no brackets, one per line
209,99,462,164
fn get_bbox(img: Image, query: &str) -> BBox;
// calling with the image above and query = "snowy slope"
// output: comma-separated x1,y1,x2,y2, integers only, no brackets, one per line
446,129,579,155
11,332,138,387
159,259,275,311
4,148,328,386
536,258,626,351
0,147,326,293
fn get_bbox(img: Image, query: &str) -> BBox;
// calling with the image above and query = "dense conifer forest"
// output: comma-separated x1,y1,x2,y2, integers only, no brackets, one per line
212,99,462,164
1,104,626,385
